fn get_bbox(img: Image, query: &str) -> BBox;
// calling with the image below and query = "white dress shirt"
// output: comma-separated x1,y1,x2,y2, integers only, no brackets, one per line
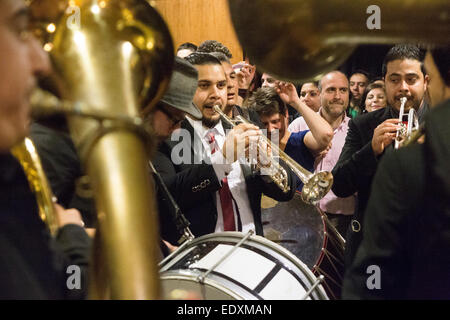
186,117,256,233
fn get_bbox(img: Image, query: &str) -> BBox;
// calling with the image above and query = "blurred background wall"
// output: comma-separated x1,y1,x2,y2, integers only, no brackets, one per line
152,0,244,64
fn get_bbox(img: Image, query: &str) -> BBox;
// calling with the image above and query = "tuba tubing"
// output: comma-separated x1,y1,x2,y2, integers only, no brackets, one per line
11,138,60,236
28,0,175,299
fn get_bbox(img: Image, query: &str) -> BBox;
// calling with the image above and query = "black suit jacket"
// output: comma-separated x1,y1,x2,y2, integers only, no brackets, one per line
343,100,450,299
30,122,97,227
0,153,91,299
331,106,398,265
153,119,298,243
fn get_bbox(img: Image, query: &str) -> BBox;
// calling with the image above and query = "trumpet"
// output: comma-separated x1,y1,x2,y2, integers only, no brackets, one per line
395,97,420,149
213,106,333,205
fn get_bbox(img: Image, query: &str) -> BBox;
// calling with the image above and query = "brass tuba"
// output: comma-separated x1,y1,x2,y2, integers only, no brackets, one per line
28,0,174,299
227,0,450,82
11,138,60,236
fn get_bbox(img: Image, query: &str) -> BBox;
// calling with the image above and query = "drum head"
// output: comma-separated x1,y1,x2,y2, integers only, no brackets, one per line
261,192,325,268
160,232,328,300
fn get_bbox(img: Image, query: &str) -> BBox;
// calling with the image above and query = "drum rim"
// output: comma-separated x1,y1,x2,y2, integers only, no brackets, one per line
161,231,329,300
161,271,256,300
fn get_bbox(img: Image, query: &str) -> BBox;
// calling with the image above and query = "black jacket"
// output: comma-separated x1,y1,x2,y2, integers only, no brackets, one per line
342,99,450,299
332,106,399,266
30,122,97,228
0,153,91,299
153,119,298,243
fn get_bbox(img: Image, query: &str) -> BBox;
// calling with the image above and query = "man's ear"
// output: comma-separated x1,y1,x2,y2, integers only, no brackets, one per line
424,74,430,92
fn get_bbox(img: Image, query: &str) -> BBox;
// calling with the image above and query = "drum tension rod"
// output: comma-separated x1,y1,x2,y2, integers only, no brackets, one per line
301,275,325,300
197,230,255,284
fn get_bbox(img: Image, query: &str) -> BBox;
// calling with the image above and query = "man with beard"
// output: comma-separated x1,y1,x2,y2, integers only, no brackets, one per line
285,71,356,237
197,41,261,124
155,53,297,243
332,44,429,267
0,0,91,299
347,70,369,118
343,45,450,299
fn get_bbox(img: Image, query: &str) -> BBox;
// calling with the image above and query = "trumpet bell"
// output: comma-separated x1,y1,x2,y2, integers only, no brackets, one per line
302,171,333,205
227,0,450,82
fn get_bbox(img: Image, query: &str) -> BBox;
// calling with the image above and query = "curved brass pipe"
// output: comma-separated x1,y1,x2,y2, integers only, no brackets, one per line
11,138,60,236
29,0,174,299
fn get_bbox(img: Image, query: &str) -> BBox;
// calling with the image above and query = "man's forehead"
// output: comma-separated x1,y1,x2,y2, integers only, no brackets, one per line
322,75,349,89
261,113,281,120
386,58,423,76
196,64,226,80
350,73,368,82
221,61,235,74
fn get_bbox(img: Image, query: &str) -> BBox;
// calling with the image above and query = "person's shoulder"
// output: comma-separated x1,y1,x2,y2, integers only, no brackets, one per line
352,107,387,124
290,130,308,140
428,99,450,127
379,143,425,181
287,130,309,147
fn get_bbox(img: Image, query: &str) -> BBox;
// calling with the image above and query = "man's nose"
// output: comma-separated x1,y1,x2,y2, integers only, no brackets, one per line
29,37,52,77
399,80,410,93
210,85,221,98
334,90,342,99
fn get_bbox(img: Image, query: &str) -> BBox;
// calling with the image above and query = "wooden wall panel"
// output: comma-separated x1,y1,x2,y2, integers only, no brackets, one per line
151,0,243,64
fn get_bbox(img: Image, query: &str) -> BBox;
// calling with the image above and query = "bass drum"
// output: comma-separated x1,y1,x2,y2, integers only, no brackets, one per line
159,232,329,300
261,191,345,299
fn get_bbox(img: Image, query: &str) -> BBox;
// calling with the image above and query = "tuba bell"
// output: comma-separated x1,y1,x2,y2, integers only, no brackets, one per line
227,0,450,83
28,0,174,299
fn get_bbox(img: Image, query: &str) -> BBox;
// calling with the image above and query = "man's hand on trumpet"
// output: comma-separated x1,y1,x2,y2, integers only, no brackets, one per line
222,123,262,164
372,119,401,156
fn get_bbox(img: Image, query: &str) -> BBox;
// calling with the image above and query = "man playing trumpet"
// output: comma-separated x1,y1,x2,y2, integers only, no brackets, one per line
332,44,429,268
153,53,298,244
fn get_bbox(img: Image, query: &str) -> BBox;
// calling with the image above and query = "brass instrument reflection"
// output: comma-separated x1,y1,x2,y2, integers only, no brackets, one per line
227,0,450,83
28,0,174,299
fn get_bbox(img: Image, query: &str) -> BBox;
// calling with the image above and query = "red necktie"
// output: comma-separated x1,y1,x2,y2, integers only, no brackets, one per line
206,130,236,231
219,177,236,231
206,131,218,154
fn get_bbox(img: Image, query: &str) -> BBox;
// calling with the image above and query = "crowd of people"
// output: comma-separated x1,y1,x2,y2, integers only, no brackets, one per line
1,0,450,300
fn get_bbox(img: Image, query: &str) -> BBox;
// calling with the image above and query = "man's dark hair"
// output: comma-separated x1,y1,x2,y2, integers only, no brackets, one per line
371,76,384,83
382,44,427,77
247,87,287,117
210,52,231,64
177,42,197,53
197,40,232,59
350,69,371,82
184,52,221,66
430,45,450,86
